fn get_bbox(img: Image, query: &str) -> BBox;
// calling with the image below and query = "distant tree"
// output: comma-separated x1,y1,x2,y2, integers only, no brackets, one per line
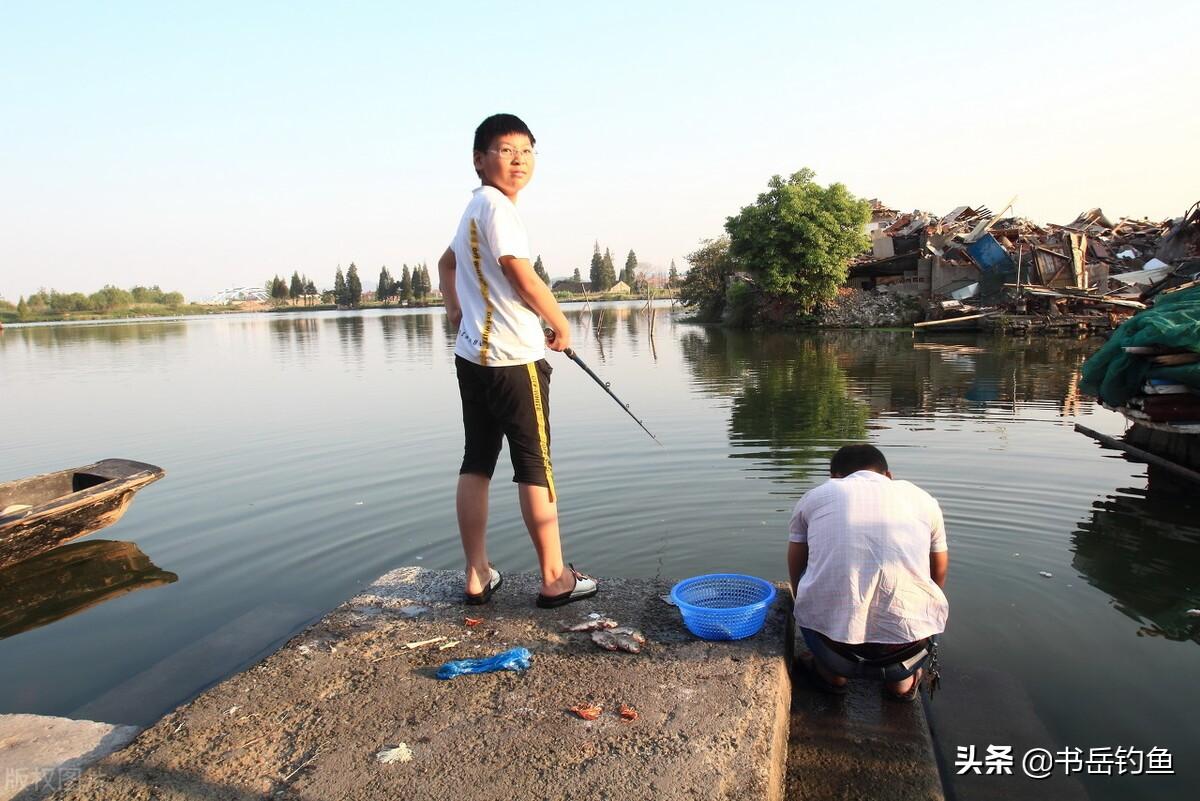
679,237,734,323
572,267,582,283
162,292,184,306
270,276,289,301
413,265,433,300
724,168,871,312
533,255,550,285
589,241,603,289
668,260,680,288
89,285,133,311
17,297,30,321
400,265,412,303
305,280,317,305
347,263,362,306
333,266,348,306
290,271,303,300
600,248,617,290
622,250,638,286
320,289,335,304
377,266,394,303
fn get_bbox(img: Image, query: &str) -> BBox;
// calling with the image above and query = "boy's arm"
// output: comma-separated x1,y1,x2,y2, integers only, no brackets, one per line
438,247,461,330
787,541,808,596
929,551,948,588
499,255,571,351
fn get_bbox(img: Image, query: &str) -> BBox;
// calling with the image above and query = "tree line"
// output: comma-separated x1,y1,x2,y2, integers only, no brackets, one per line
583,244,679,293
264,263,436,308
12,285,186,320
372,263,433,305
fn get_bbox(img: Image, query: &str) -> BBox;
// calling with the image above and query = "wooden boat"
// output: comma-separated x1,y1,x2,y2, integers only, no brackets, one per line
0,459,165,570
0,539,177,639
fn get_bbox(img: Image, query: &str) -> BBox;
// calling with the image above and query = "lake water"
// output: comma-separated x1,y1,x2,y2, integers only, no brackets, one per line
1,303,1197,800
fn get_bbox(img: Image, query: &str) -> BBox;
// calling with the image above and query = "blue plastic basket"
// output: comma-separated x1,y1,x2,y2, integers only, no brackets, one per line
670,574,777,641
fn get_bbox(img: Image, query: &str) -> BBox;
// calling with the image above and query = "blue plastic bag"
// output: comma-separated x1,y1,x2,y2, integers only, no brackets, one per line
436,647,532,680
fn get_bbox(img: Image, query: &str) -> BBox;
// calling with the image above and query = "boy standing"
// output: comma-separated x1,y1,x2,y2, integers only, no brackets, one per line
438,113,598,608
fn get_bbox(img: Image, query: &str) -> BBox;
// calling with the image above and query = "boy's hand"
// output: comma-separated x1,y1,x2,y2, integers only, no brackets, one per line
545,326,571,353
447,305,463,331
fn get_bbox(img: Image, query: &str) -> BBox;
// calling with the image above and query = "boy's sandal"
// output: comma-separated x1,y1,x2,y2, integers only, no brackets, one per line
465,566,503,606
535,564,598,608
884,669,922,703
796,654,848,696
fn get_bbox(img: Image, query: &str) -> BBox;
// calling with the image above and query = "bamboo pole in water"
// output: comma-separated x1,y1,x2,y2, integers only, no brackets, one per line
1074,423,1200,486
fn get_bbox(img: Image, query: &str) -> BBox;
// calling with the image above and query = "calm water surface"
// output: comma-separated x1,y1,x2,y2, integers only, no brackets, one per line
1,303,1197,800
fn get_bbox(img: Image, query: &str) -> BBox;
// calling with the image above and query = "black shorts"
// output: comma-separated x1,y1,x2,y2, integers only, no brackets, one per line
456,356,556,500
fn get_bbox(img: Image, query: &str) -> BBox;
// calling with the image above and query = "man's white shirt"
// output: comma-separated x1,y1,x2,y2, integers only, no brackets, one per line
789,470,949,644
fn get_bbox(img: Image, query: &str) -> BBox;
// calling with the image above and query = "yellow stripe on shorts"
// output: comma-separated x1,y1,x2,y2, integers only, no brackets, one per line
469,219,493,365
526,362,556,503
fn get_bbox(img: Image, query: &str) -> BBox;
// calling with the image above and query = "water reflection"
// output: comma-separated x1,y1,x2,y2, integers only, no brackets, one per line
0,540,177,640
1071,470,1200,644
269,317,319,360
333,316,365,367
827,332,1098,418
402,314,434,361
3,322,187,351
681,329,869,481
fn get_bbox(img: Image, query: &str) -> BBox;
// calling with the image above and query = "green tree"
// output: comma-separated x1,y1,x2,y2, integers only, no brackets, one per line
162,291,184,306
724,168,871,312
679,237,734,322
599,248,617,290
572,268,581,283
89,285,133,311
533,255,550,285
347,263,362,306
290,271,303,300
589,241,603,290
411,266,424,300
668,260,680,288
377,266,394,303
421,265,433,299
622,250,638,286
400,265,412,303
17,297,30,321
270,276,289,301
333,266,348,306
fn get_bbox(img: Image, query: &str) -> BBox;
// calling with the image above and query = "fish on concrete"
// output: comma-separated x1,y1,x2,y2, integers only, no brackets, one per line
565,618,619,632
591,627,647,654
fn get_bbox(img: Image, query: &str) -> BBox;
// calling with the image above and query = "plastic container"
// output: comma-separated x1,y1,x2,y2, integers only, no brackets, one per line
669,574,777,640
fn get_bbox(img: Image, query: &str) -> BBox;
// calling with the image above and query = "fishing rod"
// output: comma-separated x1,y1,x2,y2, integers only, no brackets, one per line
546,329,661,446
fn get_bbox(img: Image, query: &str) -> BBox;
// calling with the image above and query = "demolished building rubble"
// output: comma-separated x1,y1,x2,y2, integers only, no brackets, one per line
849,198,1200,334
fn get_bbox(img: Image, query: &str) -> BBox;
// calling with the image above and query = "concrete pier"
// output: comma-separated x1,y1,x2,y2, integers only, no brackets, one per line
29,567,946,800
42,568,793,800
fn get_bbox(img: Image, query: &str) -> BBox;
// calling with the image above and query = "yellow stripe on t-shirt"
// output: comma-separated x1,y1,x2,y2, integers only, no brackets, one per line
469,218,493,365
525,362,556,503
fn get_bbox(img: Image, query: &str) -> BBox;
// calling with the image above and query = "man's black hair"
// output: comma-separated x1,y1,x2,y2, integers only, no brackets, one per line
473,113,535,154
829,444,888,477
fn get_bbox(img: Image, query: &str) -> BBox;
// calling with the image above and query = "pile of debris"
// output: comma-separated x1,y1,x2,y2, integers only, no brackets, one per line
852,198,1200,333
819,287,922,328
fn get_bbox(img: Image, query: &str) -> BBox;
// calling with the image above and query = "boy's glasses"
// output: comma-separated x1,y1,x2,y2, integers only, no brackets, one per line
489,146,536,162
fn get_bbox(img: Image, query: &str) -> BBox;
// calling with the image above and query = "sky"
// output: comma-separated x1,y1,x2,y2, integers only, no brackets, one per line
2,1,1197,302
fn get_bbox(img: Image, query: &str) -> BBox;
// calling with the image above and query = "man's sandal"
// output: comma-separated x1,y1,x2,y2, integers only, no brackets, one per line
796,654,848,696
884,668,923,703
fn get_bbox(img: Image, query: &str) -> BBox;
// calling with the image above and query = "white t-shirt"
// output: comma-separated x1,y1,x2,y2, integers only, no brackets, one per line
451,186,544,366
788,470,949,644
